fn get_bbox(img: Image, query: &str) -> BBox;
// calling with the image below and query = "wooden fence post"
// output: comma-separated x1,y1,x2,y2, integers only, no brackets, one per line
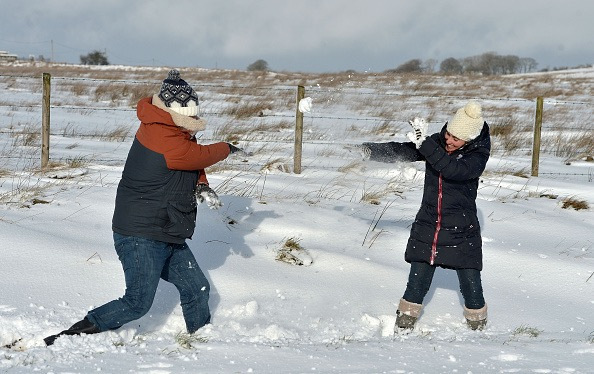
531,96,543,177
41,73,51,169
293,85,305,174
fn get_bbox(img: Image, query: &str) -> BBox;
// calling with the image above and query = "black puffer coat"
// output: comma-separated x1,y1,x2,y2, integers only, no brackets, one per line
364,123,490,270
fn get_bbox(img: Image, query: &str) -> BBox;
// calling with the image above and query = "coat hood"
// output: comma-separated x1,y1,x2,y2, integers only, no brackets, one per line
136,96,206,133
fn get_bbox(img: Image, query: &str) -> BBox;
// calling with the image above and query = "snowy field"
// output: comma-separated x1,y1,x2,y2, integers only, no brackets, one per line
0,64,593,373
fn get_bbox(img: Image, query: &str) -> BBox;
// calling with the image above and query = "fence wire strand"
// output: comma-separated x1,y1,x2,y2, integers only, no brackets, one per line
1,73,592,179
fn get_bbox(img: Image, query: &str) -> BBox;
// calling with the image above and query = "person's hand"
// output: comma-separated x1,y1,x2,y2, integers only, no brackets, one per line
406,117,428,149
227,143,242,154
227,143,251,156
195,184,222,209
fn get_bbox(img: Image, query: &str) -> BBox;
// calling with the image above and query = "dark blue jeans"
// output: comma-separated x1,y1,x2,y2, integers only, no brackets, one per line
86,233,211,333
402,261,485,309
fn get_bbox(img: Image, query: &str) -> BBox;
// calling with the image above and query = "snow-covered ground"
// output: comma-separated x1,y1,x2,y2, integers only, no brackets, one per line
0,65,592,373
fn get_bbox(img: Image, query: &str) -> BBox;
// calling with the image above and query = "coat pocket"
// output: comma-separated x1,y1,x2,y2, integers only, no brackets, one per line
163,201,197,239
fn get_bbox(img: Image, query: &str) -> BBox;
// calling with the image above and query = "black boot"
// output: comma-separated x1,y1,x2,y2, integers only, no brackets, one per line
44,317,101,346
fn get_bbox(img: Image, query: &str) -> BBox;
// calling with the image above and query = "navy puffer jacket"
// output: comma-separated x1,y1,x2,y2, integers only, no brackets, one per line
364,123,490,270
112,97,230,244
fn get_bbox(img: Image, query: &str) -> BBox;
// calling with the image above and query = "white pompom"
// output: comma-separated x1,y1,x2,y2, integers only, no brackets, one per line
464,101,482,119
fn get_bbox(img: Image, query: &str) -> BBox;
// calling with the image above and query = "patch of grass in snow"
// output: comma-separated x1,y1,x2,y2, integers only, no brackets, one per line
511,325,543,338
63,156,90,169
283,237,303,251
276,236,313,266
489,115,532,155
325,334,355,347
98,125,131,142
175,332,209,349
0,175,55,207
260,158,291,173
11,125,40,147
561,196,589,211
0,168,10,177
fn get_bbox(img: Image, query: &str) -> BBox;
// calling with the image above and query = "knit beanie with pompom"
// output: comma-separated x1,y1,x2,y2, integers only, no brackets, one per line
447,101,484,141
158,69,199,117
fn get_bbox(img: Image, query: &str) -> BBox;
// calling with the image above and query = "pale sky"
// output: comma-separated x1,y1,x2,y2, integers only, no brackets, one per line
1,0,592,72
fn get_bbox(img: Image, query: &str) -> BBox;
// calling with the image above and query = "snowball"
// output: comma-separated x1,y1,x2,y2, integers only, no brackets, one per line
299,97,313,113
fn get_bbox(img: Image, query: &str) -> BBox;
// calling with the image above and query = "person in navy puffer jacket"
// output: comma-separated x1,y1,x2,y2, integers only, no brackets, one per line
45,70,242,346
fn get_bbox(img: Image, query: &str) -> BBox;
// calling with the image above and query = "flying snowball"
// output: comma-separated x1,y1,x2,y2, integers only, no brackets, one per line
298,97,312,113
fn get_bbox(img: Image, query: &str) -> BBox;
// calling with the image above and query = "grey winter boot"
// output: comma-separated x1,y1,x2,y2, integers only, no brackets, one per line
395,298,423,332
463,304,488,331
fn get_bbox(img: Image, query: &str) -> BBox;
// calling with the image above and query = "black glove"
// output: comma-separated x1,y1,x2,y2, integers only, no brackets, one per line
195,184,222,209
227,143,244,154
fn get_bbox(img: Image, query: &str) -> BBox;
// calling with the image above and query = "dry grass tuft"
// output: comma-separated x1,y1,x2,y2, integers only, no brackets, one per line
337,161,362,173
489,116,532,154
11,126,40,147
275,236,313,266
99,125,131,142
551,129,594,160
561,196,589,211
283,237,304,251
511,325,543,338
261,158,291,173
225,102,272,119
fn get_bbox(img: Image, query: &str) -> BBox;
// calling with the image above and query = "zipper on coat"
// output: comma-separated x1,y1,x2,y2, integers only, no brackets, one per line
430,174,443,265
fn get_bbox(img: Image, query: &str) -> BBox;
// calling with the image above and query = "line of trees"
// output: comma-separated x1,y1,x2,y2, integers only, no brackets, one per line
388,52,538,75
80,50,109,65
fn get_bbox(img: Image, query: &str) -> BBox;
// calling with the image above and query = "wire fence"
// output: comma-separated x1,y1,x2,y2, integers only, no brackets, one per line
0,73,592,179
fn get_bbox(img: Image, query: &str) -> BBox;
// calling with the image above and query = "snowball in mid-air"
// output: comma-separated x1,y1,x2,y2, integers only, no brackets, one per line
298,97,312,113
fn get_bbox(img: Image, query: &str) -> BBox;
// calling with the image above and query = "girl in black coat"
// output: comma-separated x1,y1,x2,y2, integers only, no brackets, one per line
361,101,490,331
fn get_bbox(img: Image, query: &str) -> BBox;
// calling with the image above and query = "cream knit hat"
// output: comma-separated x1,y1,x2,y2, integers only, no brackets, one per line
447,101,484,141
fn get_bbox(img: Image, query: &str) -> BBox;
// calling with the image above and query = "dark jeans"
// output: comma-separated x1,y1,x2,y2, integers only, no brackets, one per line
86,233,211,333
402,261,485,309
